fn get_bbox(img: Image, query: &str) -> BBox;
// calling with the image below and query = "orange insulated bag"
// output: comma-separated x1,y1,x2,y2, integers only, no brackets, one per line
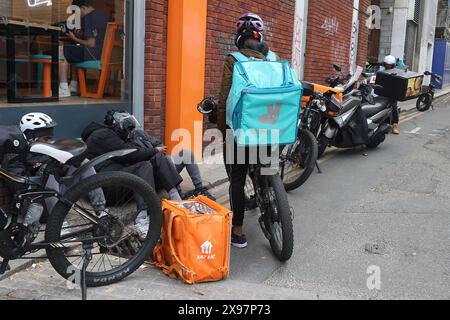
153,196,232,284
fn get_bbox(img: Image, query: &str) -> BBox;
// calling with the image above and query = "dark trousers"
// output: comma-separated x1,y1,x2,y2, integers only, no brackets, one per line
392,103,399,124
101,153,183,192
101,161,155,211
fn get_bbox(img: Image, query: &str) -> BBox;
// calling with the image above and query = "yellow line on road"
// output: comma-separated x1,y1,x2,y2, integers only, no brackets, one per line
400,111,425,123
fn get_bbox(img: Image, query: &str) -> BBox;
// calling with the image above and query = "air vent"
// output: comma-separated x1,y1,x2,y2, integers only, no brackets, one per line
413,0,421,24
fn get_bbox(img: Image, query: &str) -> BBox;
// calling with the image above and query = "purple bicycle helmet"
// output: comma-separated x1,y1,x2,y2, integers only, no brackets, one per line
236,13,265,33
235,13,265,48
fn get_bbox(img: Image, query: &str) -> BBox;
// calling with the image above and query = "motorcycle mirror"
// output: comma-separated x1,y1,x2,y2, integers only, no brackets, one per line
333,64,342,72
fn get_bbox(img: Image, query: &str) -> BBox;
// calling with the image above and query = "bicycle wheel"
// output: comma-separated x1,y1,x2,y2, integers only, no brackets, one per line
281,129,318,192
265,174,294,261
45,171,162,287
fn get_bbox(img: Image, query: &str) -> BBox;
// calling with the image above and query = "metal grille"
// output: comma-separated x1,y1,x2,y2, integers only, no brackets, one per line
413,0,421,24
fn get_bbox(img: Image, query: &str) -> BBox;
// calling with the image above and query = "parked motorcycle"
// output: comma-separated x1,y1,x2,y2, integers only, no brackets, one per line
315,66,396,157
416,71,443,112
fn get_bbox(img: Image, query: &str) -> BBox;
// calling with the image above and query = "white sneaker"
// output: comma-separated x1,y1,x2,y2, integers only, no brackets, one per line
59,86,71,98
69,83,79,94
134,211,149,241
61,221,72,237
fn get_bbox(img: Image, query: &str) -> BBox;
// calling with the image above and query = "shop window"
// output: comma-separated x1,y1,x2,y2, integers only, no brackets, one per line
0,0,130,107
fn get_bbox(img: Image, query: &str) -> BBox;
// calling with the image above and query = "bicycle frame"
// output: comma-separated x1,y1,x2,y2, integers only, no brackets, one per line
0,149,137,261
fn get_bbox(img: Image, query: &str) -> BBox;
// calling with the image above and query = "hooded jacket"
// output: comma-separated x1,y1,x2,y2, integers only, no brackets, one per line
81,122,158,165
217,42,279,136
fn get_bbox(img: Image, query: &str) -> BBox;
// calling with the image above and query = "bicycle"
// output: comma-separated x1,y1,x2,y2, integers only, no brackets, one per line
197,97,294,261
416,71,443,112
244,163,294,261
0,137,162,299
279,86,319,191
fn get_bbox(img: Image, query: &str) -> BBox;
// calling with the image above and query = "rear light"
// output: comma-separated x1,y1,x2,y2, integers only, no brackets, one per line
327,111,338,117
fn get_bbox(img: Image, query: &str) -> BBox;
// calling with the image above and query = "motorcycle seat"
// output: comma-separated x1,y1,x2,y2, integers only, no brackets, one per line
362,96,392,118
29,139,87,164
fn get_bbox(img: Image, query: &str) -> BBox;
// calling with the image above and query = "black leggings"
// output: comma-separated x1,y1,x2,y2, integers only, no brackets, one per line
223,140,274,227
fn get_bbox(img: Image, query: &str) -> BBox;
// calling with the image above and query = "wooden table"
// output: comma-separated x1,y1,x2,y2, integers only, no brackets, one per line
0,18,60,103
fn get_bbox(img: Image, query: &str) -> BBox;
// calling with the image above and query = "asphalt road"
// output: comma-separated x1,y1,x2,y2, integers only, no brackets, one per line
0,97,449,300
229,96,450,300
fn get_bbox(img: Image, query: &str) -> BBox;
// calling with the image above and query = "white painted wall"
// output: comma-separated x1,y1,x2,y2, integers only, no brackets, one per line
416,0,438,73
349,0,360,74
291,0,308,80
133,0,146,127
390,0,409,58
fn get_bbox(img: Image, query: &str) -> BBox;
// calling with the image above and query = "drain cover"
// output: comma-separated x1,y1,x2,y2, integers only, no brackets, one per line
365,243,386,255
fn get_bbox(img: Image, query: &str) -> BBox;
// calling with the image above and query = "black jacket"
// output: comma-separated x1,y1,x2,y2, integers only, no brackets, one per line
81,123,158,165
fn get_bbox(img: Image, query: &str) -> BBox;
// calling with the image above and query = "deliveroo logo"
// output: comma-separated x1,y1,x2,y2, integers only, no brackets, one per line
27,0,52,7
259,103,282,125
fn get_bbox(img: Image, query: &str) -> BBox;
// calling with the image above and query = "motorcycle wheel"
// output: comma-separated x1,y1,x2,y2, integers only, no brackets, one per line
416,94,432,112
366,133,386,149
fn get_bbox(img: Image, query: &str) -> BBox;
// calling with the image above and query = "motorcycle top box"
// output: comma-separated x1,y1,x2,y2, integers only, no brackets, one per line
375,69,424,102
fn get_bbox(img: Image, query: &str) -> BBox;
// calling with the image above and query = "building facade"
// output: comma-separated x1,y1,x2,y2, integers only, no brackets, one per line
0,0,373,206
145,0,371,148
370,0,439,74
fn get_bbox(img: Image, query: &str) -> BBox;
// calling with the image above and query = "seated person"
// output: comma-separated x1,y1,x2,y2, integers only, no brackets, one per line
5,113,107,221
81,110,183,203
132,129,216,201
59,0,109,97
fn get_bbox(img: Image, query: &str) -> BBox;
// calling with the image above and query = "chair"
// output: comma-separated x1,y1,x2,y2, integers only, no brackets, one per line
30,54,65,98
74,23,122,99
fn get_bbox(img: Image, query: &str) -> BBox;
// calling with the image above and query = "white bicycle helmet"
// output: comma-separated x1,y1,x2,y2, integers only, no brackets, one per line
20,113,57,140
383,55,396,66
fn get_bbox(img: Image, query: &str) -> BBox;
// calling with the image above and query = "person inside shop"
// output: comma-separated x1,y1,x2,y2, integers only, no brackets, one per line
380,55,400,135
216,13,277,248
59,0,109,98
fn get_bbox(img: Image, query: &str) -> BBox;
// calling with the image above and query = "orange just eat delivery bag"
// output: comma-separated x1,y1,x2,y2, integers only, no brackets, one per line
153,196,232,284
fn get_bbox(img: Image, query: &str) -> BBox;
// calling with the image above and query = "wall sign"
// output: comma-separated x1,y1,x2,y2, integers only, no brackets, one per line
27,0,52,7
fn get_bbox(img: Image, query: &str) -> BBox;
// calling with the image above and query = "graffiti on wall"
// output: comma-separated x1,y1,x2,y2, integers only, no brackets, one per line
292,14,304,76
321,17,339,36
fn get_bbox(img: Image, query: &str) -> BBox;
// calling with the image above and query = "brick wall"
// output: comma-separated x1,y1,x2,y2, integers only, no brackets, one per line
142,0,370,138
303,0,371,85
143,0,296,138
204,0,296,98
144,0,169,141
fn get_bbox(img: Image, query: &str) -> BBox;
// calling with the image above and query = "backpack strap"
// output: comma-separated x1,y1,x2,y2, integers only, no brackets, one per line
266,51,277,61
229,52,250,62
230,51,277,62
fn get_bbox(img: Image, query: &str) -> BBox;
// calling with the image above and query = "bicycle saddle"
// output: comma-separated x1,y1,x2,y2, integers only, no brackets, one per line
29,138,87,164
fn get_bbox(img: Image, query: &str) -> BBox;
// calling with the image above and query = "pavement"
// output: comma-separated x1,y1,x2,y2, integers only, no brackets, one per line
0,87,449,300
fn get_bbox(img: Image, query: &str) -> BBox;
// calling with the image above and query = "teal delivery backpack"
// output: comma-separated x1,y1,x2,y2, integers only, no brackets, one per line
226,51,303,146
